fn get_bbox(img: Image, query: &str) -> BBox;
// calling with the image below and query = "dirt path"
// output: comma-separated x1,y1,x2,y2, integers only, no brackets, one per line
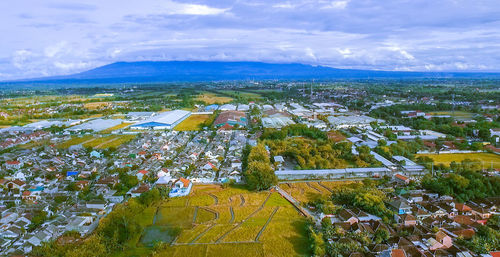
95,137,120,149
208,193,219,205
229,207,235,223
255,206,279,241
306,182,322,193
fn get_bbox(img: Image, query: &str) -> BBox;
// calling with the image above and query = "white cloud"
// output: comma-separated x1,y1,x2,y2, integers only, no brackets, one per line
165,1,229,15
322,0,350,9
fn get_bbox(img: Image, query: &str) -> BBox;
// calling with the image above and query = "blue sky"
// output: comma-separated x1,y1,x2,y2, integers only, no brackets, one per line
1,0,500,80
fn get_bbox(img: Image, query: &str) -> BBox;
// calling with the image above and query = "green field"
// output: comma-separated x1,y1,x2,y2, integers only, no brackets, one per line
174,115,210,131
118,185,310,257
429,111,474,121
218,90,262,101
416,152,500,169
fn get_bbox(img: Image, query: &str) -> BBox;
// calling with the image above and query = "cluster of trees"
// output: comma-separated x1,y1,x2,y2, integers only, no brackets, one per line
458,224,500,253
261,124,328,141
370,104,499,144
242,144,277,191
331,182,394,221
374,139,423,160
422,166,500,202
32,188,166,257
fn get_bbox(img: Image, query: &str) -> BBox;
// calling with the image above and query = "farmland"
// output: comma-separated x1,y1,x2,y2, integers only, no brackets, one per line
195,92,233,105
279,181,357,203
57,134,136,149
174,114,210,131
416,152,500,169
100,122,133,133
117,185,310,257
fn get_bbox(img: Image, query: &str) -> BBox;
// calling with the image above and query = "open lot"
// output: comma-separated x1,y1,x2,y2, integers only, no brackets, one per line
195,92,233,105
174,114,210,131
416,152,500,169
119,185,310,257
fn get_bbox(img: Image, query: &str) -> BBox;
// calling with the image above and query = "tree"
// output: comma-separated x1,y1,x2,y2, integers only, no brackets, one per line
244,144,277,191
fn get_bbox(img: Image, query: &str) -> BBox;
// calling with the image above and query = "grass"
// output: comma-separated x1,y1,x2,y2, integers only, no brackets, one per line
195,92,233,104
429,111,474,121
416,152,500,169
56,135,94,148
122,185,310,256
174,115,210,131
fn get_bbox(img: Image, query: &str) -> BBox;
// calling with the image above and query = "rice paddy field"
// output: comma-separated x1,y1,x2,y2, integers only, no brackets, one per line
174,115,210,131
195,92,233,105
119,185,310,257
279,181,357,203
416,152,500,169
57,134,136,149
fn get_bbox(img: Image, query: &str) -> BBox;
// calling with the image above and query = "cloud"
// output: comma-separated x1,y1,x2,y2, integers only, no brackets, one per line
165,1,230,15
1,0,500,80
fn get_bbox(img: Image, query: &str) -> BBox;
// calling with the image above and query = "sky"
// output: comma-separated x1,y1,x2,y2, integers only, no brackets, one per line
1,0,500,80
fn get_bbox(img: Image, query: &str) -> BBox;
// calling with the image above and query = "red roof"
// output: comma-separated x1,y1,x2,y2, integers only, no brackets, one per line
395,174,409,181
138,170,148,175
391,249,406,257
490,252,500,257
6,160,20,165
22,191,31,196
179,177,191,188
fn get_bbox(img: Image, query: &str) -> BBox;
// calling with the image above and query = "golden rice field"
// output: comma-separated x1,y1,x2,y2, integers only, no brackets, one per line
279,181,357,203
57,134,136,149
195,92,233,105
416,153,500,169
174,115,210,131
100,122,133,133
116,185,310,257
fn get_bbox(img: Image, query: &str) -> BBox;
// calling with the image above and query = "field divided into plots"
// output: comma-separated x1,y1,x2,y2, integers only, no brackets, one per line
135,185,310,257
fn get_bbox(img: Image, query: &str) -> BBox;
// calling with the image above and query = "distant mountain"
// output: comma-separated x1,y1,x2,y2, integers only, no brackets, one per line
3,61,500,85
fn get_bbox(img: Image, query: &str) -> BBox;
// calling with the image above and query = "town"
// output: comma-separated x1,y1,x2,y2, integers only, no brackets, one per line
0,81,499,257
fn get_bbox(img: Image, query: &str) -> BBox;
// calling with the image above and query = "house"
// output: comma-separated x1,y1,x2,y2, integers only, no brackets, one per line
130,184,150,197
338,209,359,225
169,178,193,197
6,179,26,190
86,199,106,209
435,230,453,249
396,214,416,227
390,199,412,215
22,191,40,202
27,230,52,246
394,174,410,184
5,160,22,170
136,170,149,180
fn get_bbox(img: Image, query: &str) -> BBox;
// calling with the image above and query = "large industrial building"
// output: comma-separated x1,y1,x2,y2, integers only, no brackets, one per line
130,110,191,130
66,119,123,132
327,115,382,129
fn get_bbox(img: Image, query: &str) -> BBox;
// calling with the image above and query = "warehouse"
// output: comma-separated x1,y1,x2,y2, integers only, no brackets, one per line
262,116,295,129
129,110,191,130
66,119,123,132
327,115,382,129
275,167,391,180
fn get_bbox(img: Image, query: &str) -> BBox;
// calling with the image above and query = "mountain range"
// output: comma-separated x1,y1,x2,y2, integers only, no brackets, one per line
3,61,500,86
